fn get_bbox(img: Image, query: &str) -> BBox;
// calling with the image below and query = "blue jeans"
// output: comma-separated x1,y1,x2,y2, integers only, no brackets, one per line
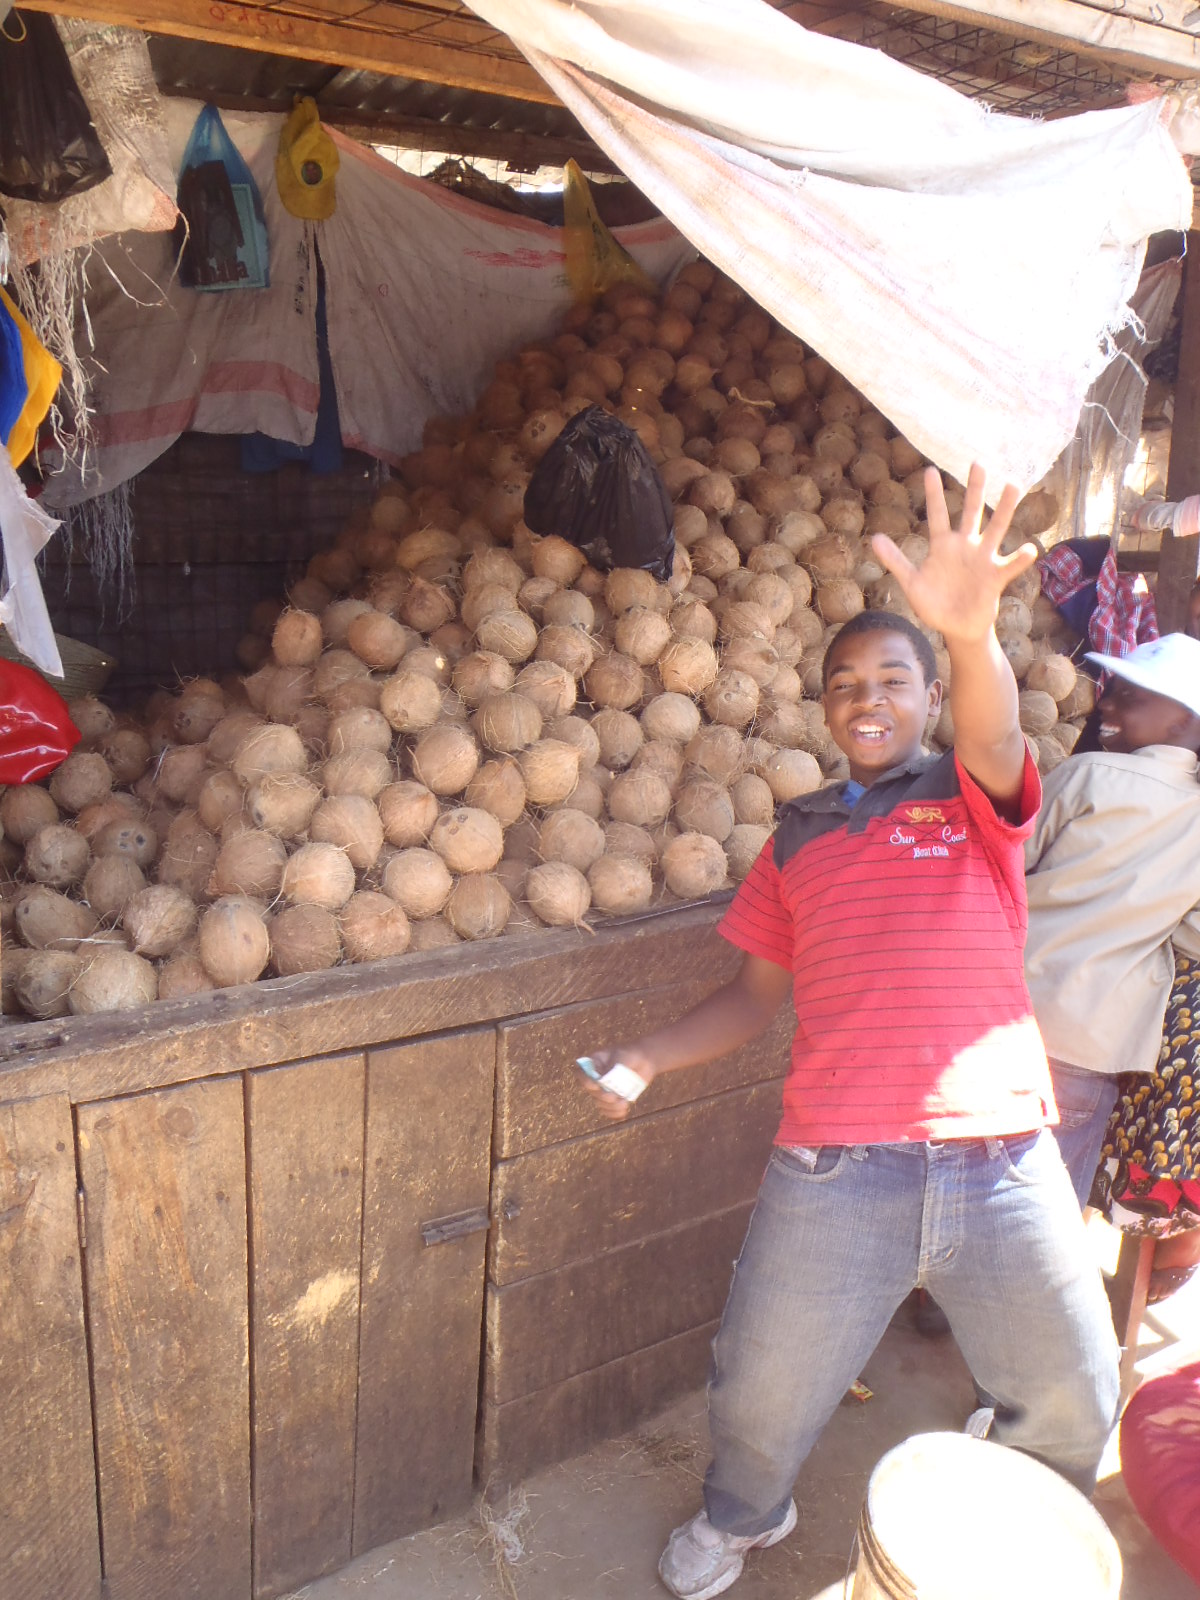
702,1132,1121,1537
1049,1060,1119,1208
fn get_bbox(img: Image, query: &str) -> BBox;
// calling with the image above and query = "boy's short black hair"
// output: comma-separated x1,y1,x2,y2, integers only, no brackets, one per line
821,610,939,689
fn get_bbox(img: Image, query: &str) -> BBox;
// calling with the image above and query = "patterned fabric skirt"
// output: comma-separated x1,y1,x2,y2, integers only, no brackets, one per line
1090,954,1200,1238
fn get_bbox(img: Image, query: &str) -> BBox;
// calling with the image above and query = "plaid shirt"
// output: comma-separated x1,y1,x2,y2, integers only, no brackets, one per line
1038,542,1159,664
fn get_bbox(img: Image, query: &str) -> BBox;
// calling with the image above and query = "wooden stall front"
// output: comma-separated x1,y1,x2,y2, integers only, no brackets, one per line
0,901,790,1600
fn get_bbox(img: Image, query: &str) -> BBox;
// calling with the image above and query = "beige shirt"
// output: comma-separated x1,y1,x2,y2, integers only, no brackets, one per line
1024,744,1200,1076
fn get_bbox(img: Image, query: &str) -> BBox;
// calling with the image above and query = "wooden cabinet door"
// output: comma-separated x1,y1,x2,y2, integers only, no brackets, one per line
0,1093,101,1600
77,1078,251,1600
352,1027,495,1554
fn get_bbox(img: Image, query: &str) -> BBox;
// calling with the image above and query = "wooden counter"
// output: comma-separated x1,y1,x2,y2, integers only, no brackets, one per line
0,901,789,1600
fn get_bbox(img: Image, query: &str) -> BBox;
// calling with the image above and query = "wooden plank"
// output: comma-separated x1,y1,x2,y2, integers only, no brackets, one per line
881,0,1200,79
352,1029,494,1552
21,0,555,102
485,1203,753,1405
477,1320,719,1485
1160,230,1200,632
490,1080,782,1286
496,985,790,1158
0,902,730,1107
78,1079,251,1600
0,1094,101,1600
247,1054,366,1600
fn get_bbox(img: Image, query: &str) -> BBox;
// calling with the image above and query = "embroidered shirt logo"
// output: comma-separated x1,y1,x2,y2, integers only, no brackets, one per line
905,806,945,823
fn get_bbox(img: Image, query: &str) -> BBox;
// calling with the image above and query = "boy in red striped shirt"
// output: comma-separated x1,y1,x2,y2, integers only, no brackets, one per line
579,465,1120,1600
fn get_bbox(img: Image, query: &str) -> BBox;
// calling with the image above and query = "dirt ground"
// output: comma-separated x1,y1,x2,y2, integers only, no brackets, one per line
287,1236,1200,1600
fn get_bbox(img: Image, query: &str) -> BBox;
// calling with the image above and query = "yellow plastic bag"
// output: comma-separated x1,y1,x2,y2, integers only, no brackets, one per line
562,159,656,305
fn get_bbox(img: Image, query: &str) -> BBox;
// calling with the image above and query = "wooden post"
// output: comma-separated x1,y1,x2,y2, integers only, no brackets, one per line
1159,231,1200,633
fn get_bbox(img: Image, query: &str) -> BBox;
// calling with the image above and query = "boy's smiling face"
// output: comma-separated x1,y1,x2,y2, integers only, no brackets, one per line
822,628,943,786
1098,675,1200,754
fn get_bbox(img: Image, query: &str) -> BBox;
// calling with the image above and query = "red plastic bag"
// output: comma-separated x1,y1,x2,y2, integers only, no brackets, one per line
0,658,81,782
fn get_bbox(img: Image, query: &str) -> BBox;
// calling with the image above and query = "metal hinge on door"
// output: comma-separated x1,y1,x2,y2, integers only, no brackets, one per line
419,1198,520,1247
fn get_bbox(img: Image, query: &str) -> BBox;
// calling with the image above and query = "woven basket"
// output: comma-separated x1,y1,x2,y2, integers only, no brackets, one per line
0,630,117,702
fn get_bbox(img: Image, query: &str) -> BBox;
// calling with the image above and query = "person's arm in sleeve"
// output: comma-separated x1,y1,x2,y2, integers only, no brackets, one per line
580,952,793,1122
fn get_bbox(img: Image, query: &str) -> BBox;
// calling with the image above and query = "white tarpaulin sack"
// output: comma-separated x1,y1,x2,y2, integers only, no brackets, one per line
468,0,1197,493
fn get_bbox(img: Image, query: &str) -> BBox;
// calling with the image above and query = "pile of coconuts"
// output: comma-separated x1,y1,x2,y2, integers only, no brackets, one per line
0,258,1091,1023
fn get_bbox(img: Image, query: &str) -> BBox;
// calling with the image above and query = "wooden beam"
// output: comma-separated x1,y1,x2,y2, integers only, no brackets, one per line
855,0,1200,80
20,0,558,103
1160,230,1200,630
154,82,614,169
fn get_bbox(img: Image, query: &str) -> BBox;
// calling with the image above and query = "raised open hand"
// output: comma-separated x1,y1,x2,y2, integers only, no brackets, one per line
871,463,1037,645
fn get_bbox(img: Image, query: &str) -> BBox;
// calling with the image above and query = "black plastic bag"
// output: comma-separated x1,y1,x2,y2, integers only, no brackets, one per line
0,12,111,203
524,405,674,580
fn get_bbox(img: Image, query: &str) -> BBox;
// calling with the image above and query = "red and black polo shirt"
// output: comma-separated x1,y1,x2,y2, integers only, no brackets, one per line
721,747,1055,1147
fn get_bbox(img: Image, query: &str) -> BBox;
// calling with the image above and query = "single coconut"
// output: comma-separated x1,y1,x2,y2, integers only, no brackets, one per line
69,696,117,743
383,848,453,918
123,884,198,958
93,819,157,869
25,824,90,889
452,651,517,707
641,692,702,744
327,706,393,756
340,890,411,962
269,904,343,975
17,950,83,1018
157,813,219,899
614,608,673,666
473,692,544,754
83,854,147,923
1025,653,1077,702
519,740,581,807
321,748,392,800
408,915,461,950
542,589,595,631
547,715,602,769
703,669,760,729
685,724,745,785
445,874,512,940
657,638,719,696
380,668,444,732
158,952,217,999
465,758,527,828
272,607,325,668
537,624,598,679
281,842,356,910
762,750,823,802
411,724,480,796
585,652,646,712
670,597,719,644
430,807,505,874
731,773,775,826
199,769,247,833
590,708,643,770
725,823,772,880
68,947,158,1014
378,781,440,846
587,854,653,915
153,744,209,806
661,832,728,898
514,661,576,719
525,861,591,926
173,695,225,745
607,767,673,828
475,609,539,665
311,795,385,870
537,808,606,872
530,535,586,584
198,895,271,987
674,779,736,842
209,830,288,899
1018,689,1059,737
232,724,307,785
49,751,113,814
247,772,322,839
633,740,686,790
97,728,152,786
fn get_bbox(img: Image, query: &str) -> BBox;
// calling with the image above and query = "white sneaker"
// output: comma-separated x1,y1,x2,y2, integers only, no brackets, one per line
657,1499,798,1599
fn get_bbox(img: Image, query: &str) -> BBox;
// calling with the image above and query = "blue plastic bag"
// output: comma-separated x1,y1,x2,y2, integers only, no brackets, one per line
174,104,269,292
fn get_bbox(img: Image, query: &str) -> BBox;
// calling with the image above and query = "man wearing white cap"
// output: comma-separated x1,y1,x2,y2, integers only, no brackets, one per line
1023,632,1200,1203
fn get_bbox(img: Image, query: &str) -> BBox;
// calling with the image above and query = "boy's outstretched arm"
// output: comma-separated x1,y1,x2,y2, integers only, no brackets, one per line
579,953,792,1121
873,462,1037,809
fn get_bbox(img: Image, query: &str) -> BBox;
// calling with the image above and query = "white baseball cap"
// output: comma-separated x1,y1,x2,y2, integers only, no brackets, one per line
1085,632,1200,719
